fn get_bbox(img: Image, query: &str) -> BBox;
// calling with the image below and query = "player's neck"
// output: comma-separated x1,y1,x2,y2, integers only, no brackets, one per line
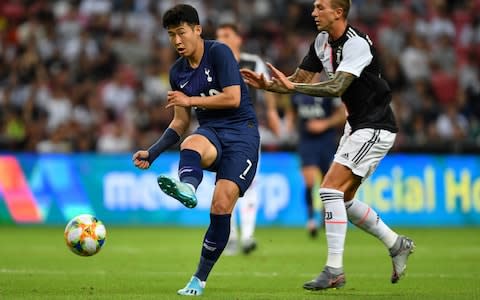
328,20,348,42
187,39,205,68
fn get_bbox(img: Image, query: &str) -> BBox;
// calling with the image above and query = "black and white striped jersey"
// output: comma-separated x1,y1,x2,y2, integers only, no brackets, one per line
299,25,398,133
239,52,269,104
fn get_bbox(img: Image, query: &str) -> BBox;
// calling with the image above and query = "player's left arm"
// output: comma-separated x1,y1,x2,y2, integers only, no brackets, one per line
269,37,372,98
269,65,355,97
166,86,240,109
193,85,241,109
292,71,355,97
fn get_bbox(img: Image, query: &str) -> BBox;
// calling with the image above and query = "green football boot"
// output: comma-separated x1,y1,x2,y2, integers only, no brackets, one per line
157,175,197,208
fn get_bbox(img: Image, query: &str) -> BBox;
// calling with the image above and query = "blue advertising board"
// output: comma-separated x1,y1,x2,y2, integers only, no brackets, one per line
0,153,479,226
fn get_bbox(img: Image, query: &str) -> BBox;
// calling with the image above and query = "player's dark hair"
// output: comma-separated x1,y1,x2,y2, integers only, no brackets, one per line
217,23,240,35
331,0,351,18
162,4,200,29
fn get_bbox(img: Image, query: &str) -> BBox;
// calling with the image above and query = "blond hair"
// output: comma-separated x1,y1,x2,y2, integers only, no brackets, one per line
330,0,351,18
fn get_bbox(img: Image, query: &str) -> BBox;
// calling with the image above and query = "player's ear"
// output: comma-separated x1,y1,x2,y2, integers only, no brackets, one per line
195,24,202,36
334,7,344,20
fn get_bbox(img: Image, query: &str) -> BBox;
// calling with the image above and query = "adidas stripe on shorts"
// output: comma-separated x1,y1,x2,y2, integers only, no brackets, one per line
334,122,396,180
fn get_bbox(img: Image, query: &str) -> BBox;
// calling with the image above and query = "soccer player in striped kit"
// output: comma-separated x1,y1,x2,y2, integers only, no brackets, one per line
241,0,415,291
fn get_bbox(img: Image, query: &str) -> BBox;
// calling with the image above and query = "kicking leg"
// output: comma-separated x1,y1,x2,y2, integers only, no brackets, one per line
345,198,415,283
158,135,216,208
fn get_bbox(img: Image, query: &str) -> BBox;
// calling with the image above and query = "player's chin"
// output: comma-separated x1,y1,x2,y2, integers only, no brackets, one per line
177,49,187,56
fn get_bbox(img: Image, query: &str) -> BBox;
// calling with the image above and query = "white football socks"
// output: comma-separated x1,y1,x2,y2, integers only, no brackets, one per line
229,211,239,242
320,188,348,269
239,186,258,242
345,199,398,249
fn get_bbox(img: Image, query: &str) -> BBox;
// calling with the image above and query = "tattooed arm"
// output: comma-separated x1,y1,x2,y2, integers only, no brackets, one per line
267,63,355,97
293,71,355,97
266,68,316,93
287,68,316,84
240,66,317,94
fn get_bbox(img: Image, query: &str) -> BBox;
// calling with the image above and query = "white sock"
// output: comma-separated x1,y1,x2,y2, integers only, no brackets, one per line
229,208,238,241
239,185,258,242
345,199,398,248
320,188,347,269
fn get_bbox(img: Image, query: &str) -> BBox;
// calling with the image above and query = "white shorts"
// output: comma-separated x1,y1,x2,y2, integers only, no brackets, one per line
334,123,396,180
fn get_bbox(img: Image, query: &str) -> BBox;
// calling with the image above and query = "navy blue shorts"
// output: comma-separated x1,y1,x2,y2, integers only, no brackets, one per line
194,126,260,197
298,140,336,175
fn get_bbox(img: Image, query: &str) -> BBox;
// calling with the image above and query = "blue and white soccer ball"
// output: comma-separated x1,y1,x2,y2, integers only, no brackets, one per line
64,214,106,256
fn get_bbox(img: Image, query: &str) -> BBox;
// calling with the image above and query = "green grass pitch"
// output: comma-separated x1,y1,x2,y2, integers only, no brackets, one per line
1,226,479,299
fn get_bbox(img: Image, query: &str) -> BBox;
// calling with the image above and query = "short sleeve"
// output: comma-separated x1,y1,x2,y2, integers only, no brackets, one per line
335,37,373,77
209,43,241,88
299,42,324,73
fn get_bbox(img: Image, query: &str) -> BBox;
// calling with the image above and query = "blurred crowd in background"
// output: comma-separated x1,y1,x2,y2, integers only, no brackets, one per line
1,0,480,154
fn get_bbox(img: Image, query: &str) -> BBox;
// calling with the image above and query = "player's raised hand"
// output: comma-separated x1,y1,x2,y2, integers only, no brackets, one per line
132,150,150,169
240,68,272,90
166,91,192,108
266,63,295,91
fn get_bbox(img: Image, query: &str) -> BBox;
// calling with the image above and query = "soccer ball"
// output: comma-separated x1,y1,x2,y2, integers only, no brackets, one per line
64,214,106,256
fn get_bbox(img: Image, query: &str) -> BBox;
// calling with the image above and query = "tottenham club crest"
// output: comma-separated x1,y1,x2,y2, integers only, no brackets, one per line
204,68,212,82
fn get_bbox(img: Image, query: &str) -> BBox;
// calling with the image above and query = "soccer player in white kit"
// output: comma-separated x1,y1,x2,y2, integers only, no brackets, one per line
241,0,415,291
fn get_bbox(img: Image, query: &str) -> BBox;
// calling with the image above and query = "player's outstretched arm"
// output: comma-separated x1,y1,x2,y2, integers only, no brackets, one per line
131,127,180,169
294,71,355,97
240,68,290,94
287,68,316,84
132,106,190,169
132,150,151,169
244,64,316,94
268,64,355,97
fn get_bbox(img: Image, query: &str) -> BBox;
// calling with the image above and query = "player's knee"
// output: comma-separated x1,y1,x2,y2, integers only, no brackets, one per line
343,189,357,201
211,200,234,214
180,138,197,151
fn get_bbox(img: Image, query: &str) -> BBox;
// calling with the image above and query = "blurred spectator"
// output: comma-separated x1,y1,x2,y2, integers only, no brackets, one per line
36,123,72,153
435,103,469,141
0,0,478,154
100,66,136,116
97,116,133,153
399,32,431,82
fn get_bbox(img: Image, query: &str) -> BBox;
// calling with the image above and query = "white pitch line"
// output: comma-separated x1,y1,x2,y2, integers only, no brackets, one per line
0,269,477,279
